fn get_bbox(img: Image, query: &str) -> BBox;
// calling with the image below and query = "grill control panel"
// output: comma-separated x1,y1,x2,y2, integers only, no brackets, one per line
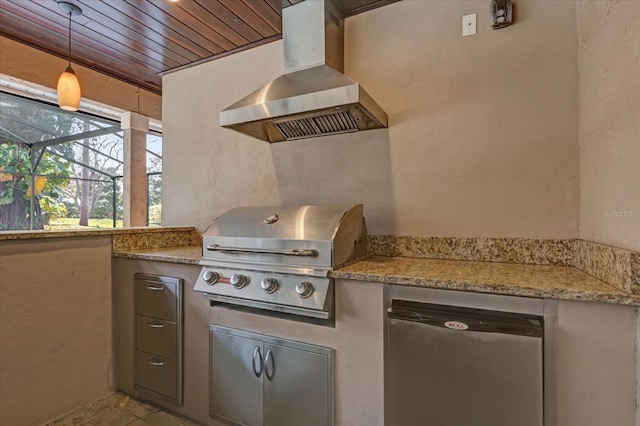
193,265,332,318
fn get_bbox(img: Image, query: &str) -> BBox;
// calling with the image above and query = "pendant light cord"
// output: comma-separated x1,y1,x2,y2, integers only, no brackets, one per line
67,11,72,68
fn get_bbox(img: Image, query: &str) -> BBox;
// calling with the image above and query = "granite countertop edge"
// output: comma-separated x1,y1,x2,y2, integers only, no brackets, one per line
329,269,640,306
0,226,197,241
113,246,202,265
112,247,640,306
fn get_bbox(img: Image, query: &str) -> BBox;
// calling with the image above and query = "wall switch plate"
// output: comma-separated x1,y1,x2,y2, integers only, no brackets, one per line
462,13,477,37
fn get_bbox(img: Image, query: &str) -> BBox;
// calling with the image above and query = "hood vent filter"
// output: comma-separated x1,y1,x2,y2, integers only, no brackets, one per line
274,111,358,140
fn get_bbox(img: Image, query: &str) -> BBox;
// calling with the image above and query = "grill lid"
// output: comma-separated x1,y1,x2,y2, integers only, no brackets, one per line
204,205,356,241
202,204,367,268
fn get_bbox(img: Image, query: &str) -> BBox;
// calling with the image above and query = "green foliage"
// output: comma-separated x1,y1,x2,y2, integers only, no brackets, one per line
148,204,162,225
0,143,71,230
148,173,162,206
47,217,123,229
40,197,68,224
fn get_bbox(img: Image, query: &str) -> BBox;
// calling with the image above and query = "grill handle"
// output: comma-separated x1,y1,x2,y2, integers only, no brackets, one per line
206,244,318,257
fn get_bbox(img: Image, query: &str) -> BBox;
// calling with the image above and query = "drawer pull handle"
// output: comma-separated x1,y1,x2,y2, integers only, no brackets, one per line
147,322,164,328
146,285,164,291
146,358,165,366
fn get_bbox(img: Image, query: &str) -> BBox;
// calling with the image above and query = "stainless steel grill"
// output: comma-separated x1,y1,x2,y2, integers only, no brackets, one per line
193,205,367,319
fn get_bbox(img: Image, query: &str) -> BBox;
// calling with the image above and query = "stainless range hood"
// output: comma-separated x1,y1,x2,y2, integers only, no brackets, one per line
219,0,388,143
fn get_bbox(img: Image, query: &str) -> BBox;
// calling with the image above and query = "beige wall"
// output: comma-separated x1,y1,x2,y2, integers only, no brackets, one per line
162,0,580,239
0,36,161,120
0,237,113,426
577,2,640,252
556,300,638,426
162,43,281,229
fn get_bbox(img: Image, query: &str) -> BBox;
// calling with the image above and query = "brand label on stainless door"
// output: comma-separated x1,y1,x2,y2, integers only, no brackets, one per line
444,321,469,330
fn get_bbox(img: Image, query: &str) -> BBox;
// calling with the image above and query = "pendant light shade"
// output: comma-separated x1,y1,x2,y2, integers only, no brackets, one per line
57,66,81,111
56,1,82,112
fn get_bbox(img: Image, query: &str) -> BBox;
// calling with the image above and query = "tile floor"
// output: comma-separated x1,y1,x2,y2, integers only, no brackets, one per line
41,392,201,426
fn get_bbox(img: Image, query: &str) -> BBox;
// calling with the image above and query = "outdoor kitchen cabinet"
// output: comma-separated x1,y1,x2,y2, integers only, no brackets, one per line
210,325,334,426
134,273,183,405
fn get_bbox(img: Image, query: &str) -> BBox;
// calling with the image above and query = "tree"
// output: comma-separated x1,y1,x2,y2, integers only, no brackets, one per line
0,92,76,230
55,133,122,226
146,144,162,225
0,143,70,230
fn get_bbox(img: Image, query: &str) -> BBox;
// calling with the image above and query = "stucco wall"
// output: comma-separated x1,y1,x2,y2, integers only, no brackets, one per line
577,1,640,252
556,300,638,426
0,36,161,120
0,237,113,426
161,0,580,239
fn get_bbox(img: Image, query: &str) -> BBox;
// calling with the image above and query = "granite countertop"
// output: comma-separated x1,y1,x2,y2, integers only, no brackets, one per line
112,246,640,306
113,246,202,265
9,225,636,305
0,226,197,241
331,256,640,306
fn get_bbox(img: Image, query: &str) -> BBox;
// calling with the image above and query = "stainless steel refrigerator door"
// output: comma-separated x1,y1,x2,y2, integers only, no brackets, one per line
386,303,544,426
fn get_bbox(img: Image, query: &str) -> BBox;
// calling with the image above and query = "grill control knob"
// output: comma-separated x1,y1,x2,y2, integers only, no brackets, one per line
295,281,314,299
203,270,219,285
230,274,248,289
260,278,279,294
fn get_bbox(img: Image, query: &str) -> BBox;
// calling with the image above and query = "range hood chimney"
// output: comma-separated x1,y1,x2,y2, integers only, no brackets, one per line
219,0,388,143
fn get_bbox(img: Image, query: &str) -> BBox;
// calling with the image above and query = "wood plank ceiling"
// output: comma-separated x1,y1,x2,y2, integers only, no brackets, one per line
0,0,400,95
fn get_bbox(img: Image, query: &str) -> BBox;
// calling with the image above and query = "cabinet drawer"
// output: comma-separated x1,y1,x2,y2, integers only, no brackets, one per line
135,350,178,400
136,315,177,360
134,276,179,321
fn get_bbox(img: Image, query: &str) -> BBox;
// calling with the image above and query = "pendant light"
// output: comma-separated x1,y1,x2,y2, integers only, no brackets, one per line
56,1,82,111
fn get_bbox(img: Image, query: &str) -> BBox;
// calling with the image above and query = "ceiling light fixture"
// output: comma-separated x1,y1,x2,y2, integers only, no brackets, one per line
56,1,82,111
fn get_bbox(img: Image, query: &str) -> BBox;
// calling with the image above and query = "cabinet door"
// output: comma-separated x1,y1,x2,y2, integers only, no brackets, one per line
210,327,263,426
263,343,332,426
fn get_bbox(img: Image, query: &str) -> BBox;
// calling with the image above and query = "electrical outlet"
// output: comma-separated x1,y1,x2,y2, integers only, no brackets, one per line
491,0,512,29
462,13,477,37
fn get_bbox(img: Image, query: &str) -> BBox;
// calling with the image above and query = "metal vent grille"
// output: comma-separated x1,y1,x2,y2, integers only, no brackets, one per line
274,111,359,140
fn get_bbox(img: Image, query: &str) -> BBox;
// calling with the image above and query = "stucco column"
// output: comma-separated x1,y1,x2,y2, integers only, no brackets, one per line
121,111,148,227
